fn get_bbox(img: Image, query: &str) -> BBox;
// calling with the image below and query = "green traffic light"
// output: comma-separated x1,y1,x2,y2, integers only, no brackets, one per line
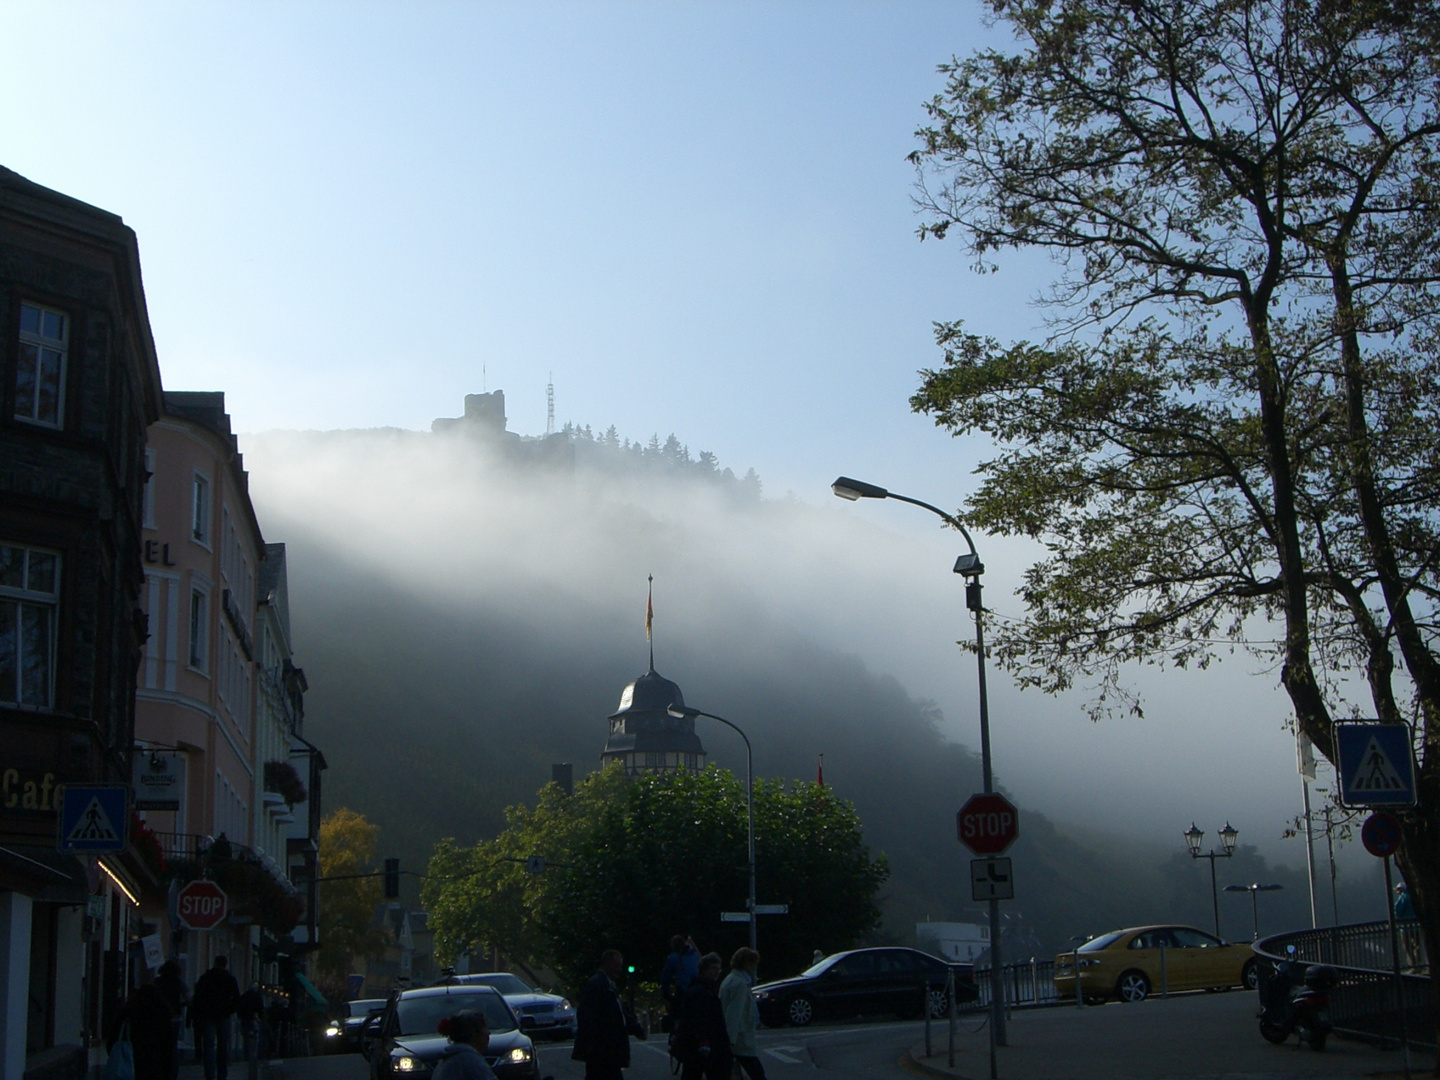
627,965,635,973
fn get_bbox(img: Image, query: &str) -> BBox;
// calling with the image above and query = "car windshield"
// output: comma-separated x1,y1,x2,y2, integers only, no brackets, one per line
348,999,386,1018
1078,931,1127,953
464,975,533,995
395,991,516,1036
799,956,837,977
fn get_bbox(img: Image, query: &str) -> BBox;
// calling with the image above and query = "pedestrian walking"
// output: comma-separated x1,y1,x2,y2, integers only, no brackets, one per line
433,1010,498,1080
236,984,266,1080
190,956,240,1080
1395,880,1422,971
675,953,730,1080
573,949,646,1080
719,948,766,1080
154,961,187,1080
660,935,700,1019
108,971,177,1080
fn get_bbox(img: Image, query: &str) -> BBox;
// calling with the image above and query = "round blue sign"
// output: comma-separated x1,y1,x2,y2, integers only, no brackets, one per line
1361,811,1402,858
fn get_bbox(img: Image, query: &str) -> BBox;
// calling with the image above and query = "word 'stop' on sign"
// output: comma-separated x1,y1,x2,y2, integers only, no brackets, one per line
177,880,228,931
957,793,1019,856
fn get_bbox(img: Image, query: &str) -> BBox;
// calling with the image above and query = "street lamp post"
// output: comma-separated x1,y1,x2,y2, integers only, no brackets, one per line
1224,883,1283,942
668,704,756,952
831,476,1006,1051
1184,822,1239,939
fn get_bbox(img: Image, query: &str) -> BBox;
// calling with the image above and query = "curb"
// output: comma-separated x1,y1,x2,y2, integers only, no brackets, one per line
902,1042,978,1080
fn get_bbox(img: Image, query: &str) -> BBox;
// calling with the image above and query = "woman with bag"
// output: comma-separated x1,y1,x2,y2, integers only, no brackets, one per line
107,976,177,1080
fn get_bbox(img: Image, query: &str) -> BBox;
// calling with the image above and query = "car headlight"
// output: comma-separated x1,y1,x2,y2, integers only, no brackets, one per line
754,990,772,1001
1078,959,1101,969
326,1025,341,1037
507,1047,533,1064
557,999,573,1013
394,1056,420,1072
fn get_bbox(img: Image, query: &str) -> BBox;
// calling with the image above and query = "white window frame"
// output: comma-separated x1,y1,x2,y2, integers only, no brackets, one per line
0,542,61,709
14,301,68,429
187,582,210,674
191,472,212,547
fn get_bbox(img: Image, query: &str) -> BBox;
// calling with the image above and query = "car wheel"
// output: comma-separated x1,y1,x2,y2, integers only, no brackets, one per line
1241,960,1259,992
1116,971,1150,1003
927,988,950,1018
786,995,815,1027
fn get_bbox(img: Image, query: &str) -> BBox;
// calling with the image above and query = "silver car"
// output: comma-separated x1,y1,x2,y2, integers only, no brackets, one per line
448,972,576,1039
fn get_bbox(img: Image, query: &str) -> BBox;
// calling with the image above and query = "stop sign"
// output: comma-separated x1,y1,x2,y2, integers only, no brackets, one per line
957,793,1019,856
176,880,228,931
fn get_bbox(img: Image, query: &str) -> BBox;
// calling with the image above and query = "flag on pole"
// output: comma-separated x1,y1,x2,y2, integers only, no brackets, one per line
646,576,653,641
1297,731,1317,781
817,754,824,788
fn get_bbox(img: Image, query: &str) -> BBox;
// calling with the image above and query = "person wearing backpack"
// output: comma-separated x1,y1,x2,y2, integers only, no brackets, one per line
675,953,730,1080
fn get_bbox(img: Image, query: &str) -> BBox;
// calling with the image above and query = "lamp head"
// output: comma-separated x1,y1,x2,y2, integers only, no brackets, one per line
1223,884,1247,893
1183,823,1203,856
1218,821,1238,855
953,553,984,577
667,703,697,720
831,476,889,501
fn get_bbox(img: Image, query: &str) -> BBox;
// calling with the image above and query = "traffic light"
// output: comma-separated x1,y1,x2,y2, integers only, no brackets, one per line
384,857,400,899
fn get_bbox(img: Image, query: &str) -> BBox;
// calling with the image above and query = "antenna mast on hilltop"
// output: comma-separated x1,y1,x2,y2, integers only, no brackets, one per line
547,373,555,436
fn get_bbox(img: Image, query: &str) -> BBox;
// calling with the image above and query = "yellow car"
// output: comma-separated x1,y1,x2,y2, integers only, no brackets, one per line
1053,925,1258,1003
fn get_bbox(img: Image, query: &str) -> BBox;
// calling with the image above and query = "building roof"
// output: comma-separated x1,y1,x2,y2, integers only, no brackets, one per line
602,668,707,757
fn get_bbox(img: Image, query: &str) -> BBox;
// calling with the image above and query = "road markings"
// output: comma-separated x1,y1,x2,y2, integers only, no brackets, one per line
765,1046,804,1064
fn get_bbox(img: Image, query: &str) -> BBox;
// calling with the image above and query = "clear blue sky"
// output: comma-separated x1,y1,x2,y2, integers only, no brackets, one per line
3,2,1350,868
1,1,1026,504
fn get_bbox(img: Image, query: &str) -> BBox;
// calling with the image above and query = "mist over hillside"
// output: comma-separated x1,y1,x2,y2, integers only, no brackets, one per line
241,421,1387,953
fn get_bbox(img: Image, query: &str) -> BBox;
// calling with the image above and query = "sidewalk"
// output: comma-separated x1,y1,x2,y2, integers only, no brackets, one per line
905,993,1432,1080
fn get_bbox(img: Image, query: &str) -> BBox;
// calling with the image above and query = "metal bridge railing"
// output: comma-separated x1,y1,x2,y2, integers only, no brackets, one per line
1256,921,1431,1048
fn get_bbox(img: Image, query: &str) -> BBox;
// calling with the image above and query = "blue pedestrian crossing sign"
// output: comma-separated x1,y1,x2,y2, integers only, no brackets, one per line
1336,723,1415,807
57,785,129,852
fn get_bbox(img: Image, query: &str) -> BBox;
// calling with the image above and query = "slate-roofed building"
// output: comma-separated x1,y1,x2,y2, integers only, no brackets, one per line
600,668,707,776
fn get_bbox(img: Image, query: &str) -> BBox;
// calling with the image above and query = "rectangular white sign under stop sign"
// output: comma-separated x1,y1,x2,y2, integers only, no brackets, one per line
971,858,1014,901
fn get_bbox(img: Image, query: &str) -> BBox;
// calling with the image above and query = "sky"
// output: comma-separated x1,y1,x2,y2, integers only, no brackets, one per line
0,2,1372,873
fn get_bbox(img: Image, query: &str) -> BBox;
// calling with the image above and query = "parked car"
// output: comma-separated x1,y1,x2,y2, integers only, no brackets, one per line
442,973,576,1039
753,947,978,1028
327,998,387,1054
1052,924,1259,1003
363,984,540,1080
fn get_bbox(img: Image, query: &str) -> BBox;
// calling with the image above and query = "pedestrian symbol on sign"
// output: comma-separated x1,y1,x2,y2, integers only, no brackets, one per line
1349,737,1408,794
68,798,120,844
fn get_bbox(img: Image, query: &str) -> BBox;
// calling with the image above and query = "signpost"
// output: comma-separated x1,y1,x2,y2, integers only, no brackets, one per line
958,793,1019,856
1337,723,1416,806
176,880,228,931
1361,811,1412,1080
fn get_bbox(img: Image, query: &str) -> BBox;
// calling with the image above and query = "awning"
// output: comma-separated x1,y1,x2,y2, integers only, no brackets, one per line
295,971,328,1005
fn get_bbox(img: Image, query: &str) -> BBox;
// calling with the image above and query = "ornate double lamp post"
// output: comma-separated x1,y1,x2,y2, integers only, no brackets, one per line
1184,822,1239,939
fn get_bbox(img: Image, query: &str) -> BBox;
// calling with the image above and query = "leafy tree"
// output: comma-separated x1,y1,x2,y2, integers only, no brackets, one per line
425,765,887,992
909,0,1440,1033
317,808,391,984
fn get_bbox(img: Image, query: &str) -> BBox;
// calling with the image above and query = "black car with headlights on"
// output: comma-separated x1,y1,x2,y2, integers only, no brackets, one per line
753,947,978,1028
365,985,540,1080
328,998,387,1054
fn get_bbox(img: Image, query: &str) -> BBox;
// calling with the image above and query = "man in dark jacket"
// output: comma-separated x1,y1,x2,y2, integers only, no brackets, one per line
191,955,240,1080
572,949,645,1080
676,953,730,1080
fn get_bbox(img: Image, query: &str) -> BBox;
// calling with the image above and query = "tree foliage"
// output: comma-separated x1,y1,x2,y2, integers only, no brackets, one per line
424,765,888,992
908,0,1440,1030
317,808,391,982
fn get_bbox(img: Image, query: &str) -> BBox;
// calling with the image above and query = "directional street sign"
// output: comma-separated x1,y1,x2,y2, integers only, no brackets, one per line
971,858,1014,901
720,912,750,922
958,793,1019,856
57,785,128,853
1337,723,1416,806
753,904,789,915
1361,812,1403,859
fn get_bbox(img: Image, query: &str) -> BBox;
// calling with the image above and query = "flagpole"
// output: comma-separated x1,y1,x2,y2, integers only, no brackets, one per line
647,574,654,671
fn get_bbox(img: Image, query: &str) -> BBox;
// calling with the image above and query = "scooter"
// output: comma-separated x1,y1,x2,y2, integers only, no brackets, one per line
1257,948,1338,1051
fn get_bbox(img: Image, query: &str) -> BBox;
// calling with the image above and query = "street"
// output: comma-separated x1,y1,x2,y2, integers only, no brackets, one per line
262,1020,926,1080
